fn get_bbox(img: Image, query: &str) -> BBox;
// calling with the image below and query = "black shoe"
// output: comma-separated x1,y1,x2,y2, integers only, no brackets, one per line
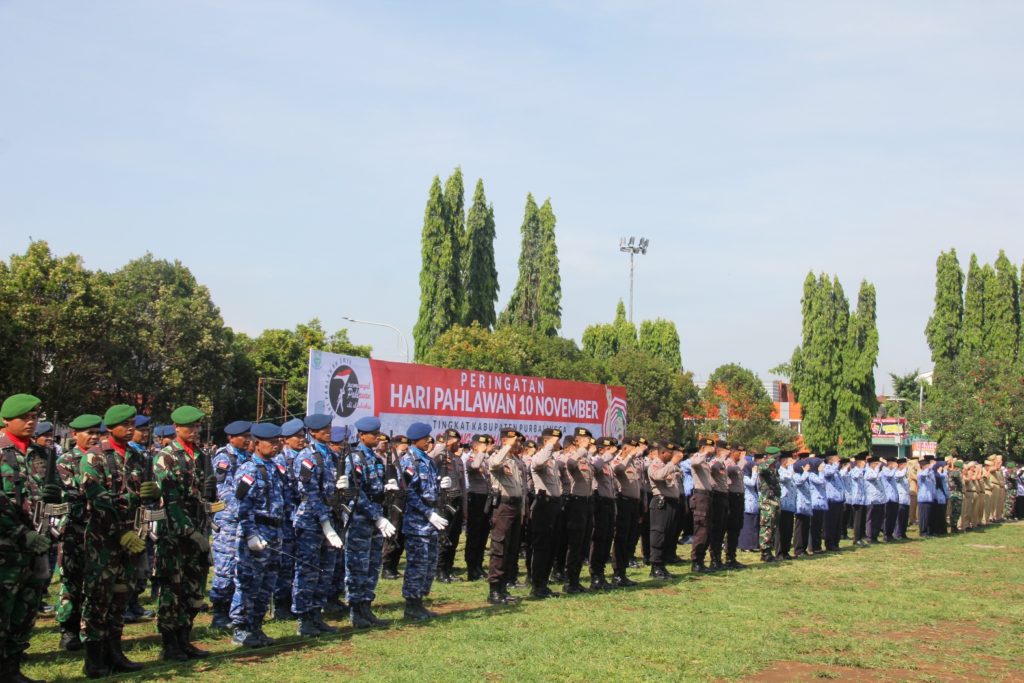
726,559,745,570
159,628,189,662
760,551,777,563
350,602,373,629
313,610,339,635
323,598,347,615
611,574,638,587
362,602,389,627
106,632,143,673
381,567,400,580
178,627,210,658
780,553,793,560
466,567,483,581
298,614,322,637
562,582,588,595
551,571,566,583
530,586,558,599
83,640,110,679
404,598,432,621
628,558,642,569
589,575,611,591
437,571,453,584
210,604,232,631
487,585,507,605
649,564,671,579
691,562,708,574
59,629,83,651
709,559,724,571
274,601,296,620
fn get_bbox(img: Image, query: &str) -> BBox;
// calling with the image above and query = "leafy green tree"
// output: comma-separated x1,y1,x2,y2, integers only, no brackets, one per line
604,349,699,441
582,300,637,359
928,356,1011,457
989,250,1020,364
837,281,879,454
536,198,562,336
414,176,462,360
961,254,991,359
462,179,498,328
499,193,543,329
0,241,107,419
638,318,682,369
924,249,964,370
696,363,796,449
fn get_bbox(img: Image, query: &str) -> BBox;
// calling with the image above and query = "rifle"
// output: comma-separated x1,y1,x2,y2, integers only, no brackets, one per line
32,445,67,539
383,440,405,528
329,440,354,535
135,448,165,540
436,449,457,548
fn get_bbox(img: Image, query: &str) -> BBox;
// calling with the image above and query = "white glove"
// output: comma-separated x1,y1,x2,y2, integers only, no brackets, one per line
335,475,349,490
385,478,400,491
375,516,397,538
429,512,450,531
247,536,267,553
439,476,452,490
321,519,344,549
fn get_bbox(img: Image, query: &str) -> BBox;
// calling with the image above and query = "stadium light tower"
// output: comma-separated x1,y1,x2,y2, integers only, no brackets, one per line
618,237,649,323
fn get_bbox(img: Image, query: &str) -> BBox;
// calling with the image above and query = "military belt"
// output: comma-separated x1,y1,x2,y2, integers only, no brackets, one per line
254,514,281,528
44,503,69,516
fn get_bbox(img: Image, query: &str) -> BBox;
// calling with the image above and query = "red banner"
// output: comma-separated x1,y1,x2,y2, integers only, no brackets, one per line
306,350,628,441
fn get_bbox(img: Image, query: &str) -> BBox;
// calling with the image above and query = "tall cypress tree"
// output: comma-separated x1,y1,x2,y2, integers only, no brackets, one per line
925,249,964,370
443,167,465,311
536,198,562,336
413,176,461,361
962,254,989,359
989,250,1020,364
499,193,543,328
639,318,682,368
838,281,879,454
461,179,498,328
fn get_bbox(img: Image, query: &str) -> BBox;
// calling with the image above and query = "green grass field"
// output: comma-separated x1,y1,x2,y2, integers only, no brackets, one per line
26,523,1024,682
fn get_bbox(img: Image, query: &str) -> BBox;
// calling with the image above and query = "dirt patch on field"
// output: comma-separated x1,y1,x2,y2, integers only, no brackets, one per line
743,660,1006,682
878,621,998,644
744,661,875,681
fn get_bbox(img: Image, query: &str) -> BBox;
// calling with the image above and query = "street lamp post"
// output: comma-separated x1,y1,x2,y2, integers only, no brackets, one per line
341,316,410,363
618,237,649,323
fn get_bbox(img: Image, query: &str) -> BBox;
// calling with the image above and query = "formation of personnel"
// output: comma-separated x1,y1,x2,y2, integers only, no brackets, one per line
2,391,1021,683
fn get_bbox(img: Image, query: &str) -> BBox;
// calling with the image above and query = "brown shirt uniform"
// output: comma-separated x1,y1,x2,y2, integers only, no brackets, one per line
530,445,562,497
564,447,593,497
648,459,681,499
612,455,641,500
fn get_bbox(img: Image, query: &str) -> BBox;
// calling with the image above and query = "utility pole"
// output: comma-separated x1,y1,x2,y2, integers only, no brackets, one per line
618,237,649,323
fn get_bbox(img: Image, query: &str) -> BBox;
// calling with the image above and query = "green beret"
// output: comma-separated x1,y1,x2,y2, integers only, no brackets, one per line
170,405,205,425
764,446,781,455
1,394,42,420
104,404,137,426
69,414,103,430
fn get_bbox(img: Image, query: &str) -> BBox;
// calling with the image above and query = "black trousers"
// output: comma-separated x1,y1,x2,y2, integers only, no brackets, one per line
589,496,616,577
709,491,728,562
725,492,744,561
648,495,678,565
528,494,560,590
918,501,933,536
552,497,569,575
612,496,640,575
883,501,899,539
464,492,490,571
638,493,651,561
778,509,794,556
563,496,593,584
930,501,947,535
867,503,886,540
842,503,852,537
690,491,711,563
792,513,810,555
895,504,909,538
825,501,843,549
678,493,694,537
810,509,825,551
439,497,464,572
852,504,866,542
487,501,522,586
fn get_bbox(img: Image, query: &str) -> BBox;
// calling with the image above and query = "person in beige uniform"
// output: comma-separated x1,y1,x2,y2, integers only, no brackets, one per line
611,438,643,587
562,428,595,594
907,456,920,527
648,441,684,579
486,429,526,605
962,461,977,531
528,428,563,599
992,455,1005,522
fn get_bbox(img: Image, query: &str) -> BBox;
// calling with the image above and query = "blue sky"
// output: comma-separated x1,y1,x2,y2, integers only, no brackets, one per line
2,1,1023,390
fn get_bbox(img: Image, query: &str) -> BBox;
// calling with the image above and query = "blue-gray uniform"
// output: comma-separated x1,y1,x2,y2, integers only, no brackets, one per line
864,462,885,541
792,462,812,555
230,424,285,648
881,465,898,541
823,459,845,550
400,440,440,604
808,460,827,552
210,421,251,621
291,437,339,619
344,418,388,617
272,419,304,614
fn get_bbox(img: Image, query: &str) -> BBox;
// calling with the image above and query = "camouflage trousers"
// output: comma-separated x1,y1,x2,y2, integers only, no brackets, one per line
291,527,336,615
230,532,280,630
1005,491,1016,519
758,500,779,552
209,523,238,605
80,530,132,641
402,533,438,600
345,514,384,604
0,551,47,662
155,531,211,630
56,524,86,632
949,496,962,533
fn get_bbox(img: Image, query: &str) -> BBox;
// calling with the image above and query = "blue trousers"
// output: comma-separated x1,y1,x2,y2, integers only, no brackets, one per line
402,533,439,599
230,533,280,630
273,520,295,604
345,514,384,603
210,523,238,604
291,527,336,614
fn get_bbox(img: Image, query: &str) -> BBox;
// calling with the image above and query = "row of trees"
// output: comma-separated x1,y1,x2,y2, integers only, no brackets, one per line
784,273,879,455
0,241,368,426
413,168,561,360
925,249,1024,456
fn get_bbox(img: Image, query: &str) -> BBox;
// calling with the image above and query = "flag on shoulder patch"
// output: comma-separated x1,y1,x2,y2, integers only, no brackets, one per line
216,460,229,470
241,474,255,485
301,459,315,471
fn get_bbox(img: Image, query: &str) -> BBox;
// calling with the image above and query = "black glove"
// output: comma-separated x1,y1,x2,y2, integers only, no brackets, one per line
41,484,63,504
203,474,218,502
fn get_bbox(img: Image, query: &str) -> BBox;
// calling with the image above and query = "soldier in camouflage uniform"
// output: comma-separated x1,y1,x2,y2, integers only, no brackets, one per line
2,394,59,683
1004,462,1016,520
77,405,158,677
153,406,220,662
209,420,251,630
947,459,964,534
756,447,781,563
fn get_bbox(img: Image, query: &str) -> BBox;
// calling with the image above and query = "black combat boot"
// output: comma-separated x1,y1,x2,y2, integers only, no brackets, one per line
691,561,708,574
177,626,210,658
313,609,339,634
350,602,372,629
589,574,611,591
760,549,777,563
725,556,745,570
419,598,439,618
159,627,188,662
708,557,724,572
297,612,322,636
562,581,587,595
83,641,110,679
649,564,672,579
273,598,296,620
487,583,506,604
59,627,83,652
106,629,143,672
404,598,431,621
362,601,389,626
210,601,232,630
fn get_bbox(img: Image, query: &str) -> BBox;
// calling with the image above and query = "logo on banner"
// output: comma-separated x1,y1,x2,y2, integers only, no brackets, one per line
329,365,362,417
602,386,627,440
